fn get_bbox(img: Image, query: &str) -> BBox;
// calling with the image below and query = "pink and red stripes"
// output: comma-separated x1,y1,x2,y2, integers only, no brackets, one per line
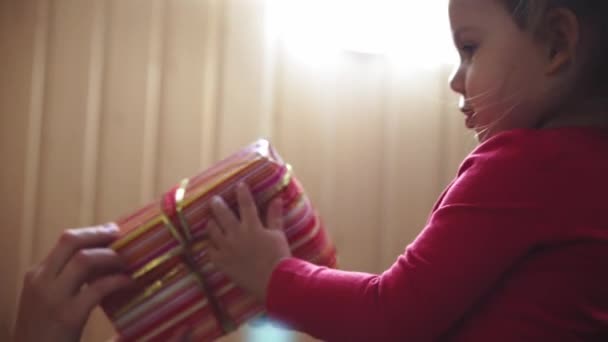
102,140,337,341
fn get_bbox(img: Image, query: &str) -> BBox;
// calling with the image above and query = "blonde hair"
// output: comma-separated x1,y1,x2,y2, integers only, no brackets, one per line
502,0,608,94
502,0,604,29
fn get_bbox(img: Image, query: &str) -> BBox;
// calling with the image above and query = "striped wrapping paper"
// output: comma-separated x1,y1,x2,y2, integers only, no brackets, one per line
101,139,337,341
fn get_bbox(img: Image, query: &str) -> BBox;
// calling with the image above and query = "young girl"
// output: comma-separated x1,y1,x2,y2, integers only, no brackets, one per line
14,0,608,340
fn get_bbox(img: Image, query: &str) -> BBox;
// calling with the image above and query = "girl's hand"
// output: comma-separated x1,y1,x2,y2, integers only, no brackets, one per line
208,183,291,303
13,224,131,342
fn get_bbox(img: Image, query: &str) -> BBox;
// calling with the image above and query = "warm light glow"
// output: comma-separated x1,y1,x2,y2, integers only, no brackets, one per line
266,0,457,66
247,320,294,342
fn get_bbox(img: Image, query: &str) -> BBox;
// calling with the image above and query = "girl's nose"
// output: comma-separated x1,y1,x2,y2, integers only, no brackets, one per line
449,64,465,95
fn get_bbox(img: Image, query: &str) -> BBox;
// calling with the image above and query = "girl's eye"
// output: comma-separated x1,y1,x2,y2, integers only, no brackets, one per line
460,44,478,57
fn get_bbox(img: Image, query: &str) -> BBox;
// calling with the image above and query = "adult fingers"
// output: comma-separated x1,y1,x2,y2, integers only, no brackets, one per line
71,274,132,319
57,248,126,295
43,224,120,277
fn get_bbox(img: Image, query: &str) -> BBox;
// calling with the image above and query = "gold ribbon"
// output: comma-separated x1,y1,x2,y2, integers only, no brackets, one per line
170,178,237,333
112,163,294,334
159,164,294,332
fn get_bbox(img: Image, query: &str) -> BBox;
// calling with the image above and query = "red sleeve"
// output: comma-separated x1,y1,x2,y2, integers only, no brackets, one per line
265,131,559,341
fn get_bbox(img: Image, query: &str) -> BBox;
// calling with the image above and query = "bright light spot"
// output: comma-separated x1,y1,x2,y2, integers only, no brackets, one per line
266,0,457,66
246,320,294,342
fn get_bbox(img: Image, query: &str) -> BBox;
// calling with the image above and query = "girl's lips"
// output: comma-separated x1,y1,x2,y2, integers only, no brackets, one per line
460,106,476,129
465,113,475,129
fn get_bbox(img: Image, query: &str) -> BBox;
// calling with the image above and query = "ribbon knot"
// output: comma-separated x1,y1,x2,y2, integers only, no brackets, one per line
162,178,237,333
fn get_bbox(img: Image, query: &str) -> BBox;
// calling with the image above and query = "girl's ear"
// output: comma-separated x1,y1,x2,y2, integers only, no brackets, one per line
541,7,580,76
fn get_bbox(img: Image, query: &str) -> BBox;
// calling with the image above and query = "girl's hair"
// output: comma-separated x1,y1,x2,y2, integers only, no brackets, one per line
502,0,608,95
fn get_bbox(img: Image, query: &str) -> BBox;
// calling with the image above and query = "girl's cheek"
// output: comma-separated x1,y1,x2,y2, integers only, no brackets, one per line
465,68,481,99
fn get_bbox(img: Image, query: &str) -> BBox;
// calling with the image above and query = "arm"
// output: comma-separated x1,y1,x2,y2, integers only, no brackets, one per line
208,134,552,341
266,202,547,341
266,133,557,340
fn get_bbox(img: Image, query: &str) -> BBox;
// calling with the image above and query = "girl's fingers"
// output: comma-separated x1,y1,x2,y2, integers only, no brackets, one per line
210,196,240,233
57,248,126,295
43,224,120,277
266,198,284,231
206,220,226,250
236,183,262,228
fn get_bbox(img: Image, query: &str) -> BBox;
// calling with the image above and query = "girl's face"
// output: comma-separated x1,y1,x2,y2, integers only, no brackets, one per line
449,0,552,142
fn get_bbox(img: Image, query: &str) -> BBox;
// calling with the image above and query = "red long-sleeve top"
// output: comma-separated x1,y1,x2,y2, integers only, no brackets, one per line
266,127,608,341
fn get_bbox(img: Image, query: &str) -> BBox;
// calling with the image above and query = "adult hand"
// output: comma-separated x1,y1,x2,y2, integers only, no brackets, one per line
13,224,131,342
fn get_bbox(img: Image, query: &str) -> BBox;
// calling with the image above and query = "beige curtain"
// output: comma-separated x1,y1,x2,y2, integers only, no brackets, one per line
0,0,475,341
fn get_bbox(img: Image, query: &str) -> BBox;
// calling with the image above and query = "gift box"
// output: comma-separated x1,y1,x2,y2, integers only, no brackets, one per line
102,139,337,341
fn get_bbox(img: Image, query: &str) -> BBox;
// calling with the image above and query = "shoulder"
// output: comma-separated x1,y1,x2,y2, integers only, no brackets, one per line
446,127,608,208
459,128,559,176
